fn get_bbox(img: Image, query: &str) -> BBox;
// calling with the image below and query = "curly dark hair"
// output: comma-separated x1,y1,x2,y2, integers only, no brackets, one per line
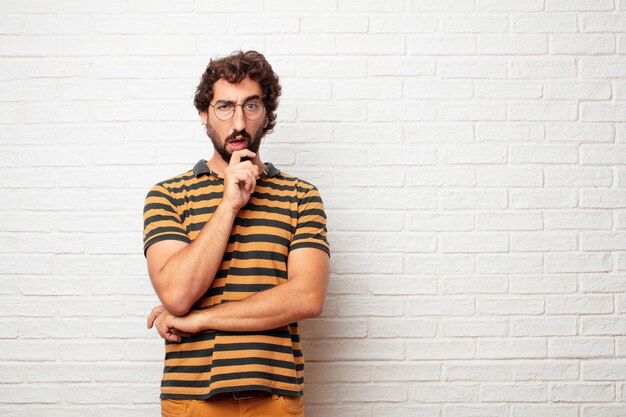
194,50,281,133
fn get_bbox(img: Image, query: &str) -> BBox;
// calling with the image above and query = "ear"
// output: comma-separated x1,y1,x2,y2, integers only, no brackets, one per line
199,110,208,125
263,117,269,129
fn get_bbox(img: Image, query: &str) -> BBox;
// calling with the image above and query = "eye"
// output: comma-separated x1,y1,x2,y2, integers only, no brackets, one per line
245,102,260,111
216,102,233,111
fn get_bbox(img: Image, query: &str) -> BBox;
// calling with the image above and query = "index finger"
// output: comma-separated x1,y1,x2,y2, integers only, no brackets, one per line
229,150,257,166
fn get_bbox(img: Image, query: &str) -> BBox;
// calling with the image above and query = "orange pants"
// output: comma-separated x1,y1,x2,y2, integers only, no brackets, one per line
161,394,305,417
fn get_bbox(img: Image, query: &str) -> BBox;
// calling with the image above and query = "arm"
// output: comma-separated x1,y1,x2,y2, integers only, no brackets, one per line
146,150,260,316
148,247,329,341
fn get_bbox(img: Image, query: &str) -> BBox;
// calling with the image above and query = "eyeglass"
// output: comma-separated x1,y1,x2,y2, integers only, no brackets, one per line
208,99,266,121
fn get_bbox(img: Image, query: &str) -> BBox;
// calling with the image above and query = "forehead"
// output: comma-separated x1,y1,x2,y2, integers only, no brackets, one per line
212,76,263,101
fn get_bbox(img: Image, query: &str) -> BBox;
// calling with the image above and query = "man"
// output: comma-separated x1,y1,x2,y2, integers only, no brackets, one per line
142,50,330,416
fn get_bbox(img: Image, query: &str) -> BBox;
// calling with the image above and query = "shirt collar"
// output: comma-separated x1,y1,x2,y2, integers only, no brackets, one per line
192,159,280,179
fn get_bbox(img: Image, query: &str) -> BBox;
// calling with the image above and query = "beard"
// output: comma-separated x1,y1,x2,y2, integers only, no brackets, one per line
205,122,264,163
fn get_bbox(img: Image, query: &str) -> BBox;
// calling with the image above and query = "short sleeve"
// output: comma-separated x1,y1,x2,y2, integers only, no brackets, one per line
143,184,190,256
290,185,330,256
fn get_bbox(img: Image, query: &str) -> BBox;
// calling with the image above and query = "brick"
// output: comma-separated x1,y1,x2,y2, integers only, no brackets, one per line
510,58,577,78
582,103,626,122
301,319,367,339
370,14,437,33
369,189,437,209
546,122,614,143
582,145,626,165
477,0,543,11
544,81,612,100
302,15,368,33
547,295,614,314
368,57,435,76
442,191,507,209
336,79,402,100
477,167,542,187
369,101,436,122
446,405,510,417
439,144,507,164
512,405,578,417
408,35,477,55
582,233,626,251
337,35,405,55
440,233,509,253
511,190,578,209
439,59,508,79
581,274,626,293
476,81,542,99
58,341,126,362
511,318,577,336
580,58,626,78
551,35,616,55
409,0,474,11
477,338,547,359
510,102,577,122
477,212,542,231
304,339,404,361
481,384,546,402
64,384,134,404
297,58,366,78
445,361,514,381
407,340,476,360
545,167,612,187
373,362,440,382
369,144,436,165
196,0,263,12
369,318,437,338
582,360,626,381
547,253,612,273
340,384,408,402
367,275,436,295
476,254,543,274
545,210,612,230
548,337,615,359
406,254,475,274
21,318,87,339
338,296,404,317
581,190,626,208
407,297,475,316
25,364,91,383
368,232,436,253
306,363,371,383
478,297,544,315
411,384,479,402
441,103,507,121
266,0,336,11
547,0,614,11
515,360,579,381
441,320,508,337
512,13,578,33
582,14,626,32
404,80,473,99
410,213,474,231
510,275,577,294
479,35,548,55
407,167,475,187
441,275,508,294
442,16,509,33
0,341,56,361
0,385,61,404
583,405,626,417
550,383,614,402
511,232,577,252
582,317,626,335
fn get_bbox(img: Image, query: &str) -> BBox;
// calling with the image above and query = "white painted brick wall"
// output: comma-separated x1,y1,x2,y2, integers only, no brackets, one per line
1,2,625,416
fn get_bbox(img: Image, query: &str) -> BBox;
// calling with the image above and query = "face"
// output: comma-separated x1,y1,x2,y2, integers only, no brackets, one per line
200,76,268,163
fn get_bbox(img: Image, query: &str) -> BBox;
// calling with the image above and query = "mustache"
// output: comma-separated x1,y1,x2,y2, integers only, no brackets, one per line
227,130,251,142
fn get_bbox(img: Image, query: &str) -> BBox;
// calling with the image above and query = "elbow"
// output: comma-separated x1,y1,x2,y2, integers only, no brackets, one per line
303,296,324,319
161,293,193,317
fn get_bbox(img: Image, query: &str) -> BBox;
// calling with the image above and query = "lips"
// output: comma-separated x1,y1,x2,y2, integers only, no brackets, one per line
228,138,247,151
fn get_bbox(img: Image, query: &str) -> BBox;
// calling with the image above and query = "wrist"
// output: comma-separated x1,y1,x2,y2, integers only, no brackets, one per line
216,201,240,218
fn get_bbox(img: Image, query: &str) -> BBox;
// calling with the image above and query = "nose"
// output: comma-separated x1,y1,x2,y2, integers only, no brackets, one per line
231,105,246,132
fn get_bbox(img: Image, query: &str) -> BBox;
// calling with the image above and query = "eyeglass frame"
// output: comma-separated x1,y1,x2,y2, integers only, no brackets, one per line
208,97,266,121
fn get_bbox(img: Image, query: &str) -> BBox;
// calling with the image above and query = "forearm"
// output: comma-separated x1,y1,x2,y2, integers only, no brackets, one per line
156,203,237,314
184,282,324,332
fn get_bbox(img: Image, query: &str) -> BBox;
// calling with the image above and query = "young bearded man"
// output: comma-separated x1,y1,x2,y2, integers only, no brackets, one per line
142,51,330,417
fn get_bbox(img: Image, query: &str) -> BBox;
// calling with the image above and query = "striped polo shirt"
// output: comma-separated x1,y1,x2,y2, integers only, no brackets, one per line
143,159,330,399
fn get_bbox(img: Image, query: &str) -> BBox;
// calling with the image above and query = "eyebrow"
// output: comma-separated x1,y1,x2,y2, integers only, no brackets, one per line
215,95,262,104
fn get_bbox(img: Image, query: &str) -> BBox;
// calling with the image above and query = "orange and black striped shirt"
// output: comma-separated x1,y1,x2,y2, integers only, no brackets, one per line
143,159,330,399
